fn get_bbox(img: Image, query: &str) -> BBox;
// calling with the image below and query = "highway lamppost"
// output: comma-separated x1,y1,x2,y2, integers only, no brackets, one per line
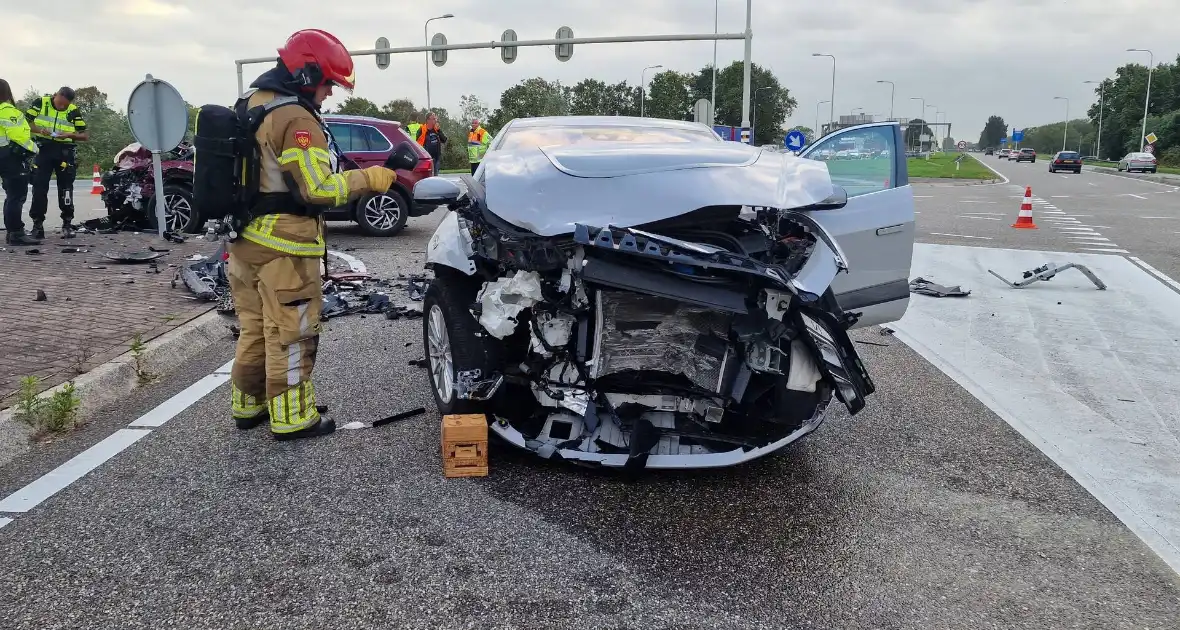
876,80,895,119
910,97,924,151
424,13,454,111
1127,48,1154,151
1054,96,1069,151
711,0,718,126
812,53,836,132
925,104,937,151
1084,80,1105,159
815,99,829,139
640,64,663,118
751,86,773,144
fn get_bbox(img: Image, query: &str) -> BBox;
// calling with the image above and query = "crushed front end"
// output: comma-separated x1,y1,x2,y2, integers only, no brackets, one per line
425,200,875,472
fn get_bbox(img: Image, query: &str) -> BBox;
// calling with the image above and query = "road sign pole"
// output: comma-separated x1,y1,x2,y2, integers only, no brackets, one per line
739,0,752,144
127,74,188,238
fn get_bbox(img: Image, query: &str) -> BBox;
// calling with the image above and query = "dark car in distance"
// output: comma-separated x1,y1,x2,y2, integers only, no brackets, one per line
1049,151,1082,174
1014,148,1036,163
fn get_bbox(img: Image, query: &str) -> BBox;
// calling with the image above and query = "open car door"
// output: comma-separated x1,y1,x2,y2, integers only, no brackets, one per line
798,122,915,328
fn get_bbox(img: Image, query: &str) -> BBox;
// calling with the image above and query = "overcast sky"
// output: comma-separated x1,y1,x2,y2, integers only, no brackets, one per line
6,0,1177,139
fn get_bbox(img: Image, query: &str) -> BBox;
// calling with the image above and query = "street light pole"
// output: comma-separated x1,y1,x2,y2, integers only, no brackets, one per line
1053,96,1069,151
876,80,895,119
711,0,718,126
925,104,937,151
424,13,455,111
740,0,752,143
812,53,836,133
1127,48,1154,151
1084,80,1105,159
640,64,663,117
815,100,829,139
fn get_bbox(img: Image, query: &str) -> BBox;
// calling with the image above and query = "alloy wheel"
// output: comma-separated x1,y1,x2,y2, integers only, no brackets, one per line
164,193,192,232
427,304,454,404
363,194,403,231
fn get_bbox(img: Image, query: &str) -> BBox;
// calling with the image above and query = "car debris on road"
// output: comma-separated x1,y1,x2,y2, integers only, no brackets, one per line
909,277,971,297
988,262,1107,290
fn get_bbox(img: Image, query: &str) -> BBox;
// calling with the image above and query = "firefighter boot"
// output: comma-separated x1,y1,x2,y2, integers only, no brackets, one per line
236,411,268,430
273,417,337,441
30,222,45,240
61,223,76,239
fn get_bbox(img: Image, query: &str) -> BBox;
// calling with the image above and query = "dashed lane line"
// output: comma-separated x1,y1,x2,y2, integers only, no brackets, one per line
1081,247,1130,253
929,232,993,240
1128,257,1180,294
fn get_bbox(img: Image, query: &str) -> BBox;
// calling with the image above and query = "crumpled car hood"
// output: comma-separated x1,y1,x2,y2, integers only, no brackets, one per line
482,142,834,237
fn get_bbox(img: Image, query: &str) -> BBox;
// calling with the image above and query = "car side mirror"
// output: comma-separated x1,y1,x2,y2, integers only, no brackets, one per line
385,141,420,171
796,185,849,211
413,176,463,205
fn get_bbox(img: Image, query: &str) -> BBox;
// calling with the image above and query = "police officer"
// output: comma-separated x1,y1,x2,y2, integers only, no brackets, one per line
26,86,87,239
227,29,396,439
1,79,41,246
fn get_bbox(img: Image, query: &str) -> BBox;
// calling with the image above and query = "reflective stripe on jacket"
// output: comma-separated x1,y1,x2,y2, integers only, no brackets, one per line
467,127,490,163
0,102,38,155
26,95,86,143
242,89,371,257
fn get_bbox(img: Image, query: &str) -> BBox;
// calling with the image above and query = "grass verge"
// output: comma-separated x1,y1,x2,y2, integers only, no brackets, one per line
439,168,471,175
907,153,997,180
1087,162,1180,176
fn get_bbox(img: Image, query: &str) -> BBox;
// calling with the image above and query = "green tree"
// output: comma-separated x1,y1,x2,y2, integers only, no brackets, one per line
977,115,1007,149
569,79,638,117
489,78,571,130
905,119,934,149
334,96,382,118
379,99,418,125
18,86,41,111
644,70,694,121
688,62,796,143
458,94,490,124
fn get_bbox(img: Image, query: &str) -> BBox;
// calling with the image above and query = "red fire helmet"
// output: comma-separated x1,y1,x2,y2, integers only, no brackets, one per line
278,29,356,92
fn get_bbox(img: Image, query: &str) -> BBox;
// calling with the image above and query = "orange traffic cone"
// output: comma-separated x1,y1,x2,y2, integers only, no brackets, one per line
90,165,104,195
1011,186,1037,229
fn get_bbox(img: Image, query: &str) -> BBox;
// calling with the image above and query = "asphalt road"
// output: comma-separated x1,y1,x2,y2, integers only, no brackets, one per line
916,155,1180,277
1,197,1178,628
0,181,110,233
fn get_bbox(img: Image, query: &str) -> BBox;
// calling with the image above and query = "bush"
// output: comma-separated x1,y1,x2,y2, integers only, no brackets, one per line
1159,147,1180,168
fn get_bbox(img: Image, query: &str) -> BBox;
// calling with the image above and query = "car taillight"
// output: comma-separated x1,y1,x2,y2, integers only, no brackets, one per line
414,157,434,174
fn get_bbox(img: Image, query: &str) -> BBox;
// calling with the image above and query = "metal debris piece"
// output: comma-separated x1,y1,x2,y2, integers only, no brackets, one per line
406,277,428,301
26,249,41,255
454,369,504,401
910,277,971,298
988,262,1106,290
102,251,167,264
373,407,426,427
34,290,47,302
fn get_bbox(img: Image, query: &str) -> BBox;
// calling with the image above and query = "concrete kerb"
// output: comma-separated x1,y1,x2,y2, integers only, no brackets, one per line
1084,166,1180,187
0,309,234,469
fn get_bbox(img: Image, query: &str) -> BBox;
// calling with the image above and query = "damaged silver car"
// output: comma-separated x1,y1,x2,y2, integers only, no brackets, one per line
414,116,914,470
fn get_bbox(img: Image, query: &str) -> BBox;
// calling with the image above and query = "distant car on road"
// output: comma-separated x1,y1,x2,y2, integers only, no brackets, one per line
1048,151,1082,173
1014,148,1036,163
997,149,1010,159
985,147,994,155
1117,152,1158,173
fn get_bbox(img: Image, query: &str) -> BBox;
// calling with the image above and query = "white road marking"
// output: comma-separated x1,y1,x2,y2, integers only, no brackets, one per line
1128,257,1180,293
1140,216,1173,219
962,212,1007,216
1088,182,1097,186
0,517,11,529
960,216,1001,220
1068,236,1111,241
1050,195,1070,198
129,374,231,428
1059,227,1097,232
1126,193,1149,200
895,244,1180,575
1079,247,1130,253
0,429,152,513
914,195,933,198
929,232,992,240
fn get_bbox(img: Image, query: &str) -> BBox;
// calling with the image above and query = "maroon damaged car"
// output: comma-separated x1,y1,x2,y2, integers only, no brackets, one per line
100,115,439,235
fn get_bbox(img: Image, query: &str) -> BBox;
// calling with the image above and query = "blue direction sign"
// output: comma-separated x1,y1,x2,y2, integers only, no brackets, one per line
1012,129,1024,142
1000,136,1008,144
785,129,807,151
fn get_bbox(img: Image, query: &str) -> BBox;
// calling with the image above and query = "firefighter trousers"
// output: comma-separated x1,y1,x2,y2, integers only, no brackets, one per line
226,239,324,434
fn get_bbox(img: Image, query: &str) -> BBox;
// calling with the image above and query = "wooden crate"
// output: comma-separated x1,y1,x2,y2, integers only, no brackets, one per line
441,414,489,478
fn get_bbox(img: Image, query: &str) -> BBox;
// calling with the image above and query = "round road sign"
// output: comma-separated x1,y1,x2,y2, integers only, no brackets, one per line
375,37,391,69
1145,144,1155,154
127,75,188,153
957,140,967,150
431,33,448,67
555,26,574,62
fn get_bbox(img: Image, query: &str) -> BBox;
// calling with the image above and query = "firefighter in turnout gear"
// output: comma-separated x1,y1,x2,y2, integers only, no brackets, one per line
26,87,87,239
228,29,396,439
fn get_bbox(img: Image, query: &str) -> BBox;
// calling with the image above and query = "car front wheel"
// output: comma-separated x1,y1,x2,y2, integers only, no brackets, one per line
356,189,410,237
423,269,502,416
151,183,200,234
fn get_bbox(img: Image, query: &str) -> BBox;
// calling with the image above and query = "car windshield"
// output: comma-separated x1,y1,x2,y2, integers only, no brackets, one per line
1021,149,1035,153
1059,152,1079,158
497,125,720,150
